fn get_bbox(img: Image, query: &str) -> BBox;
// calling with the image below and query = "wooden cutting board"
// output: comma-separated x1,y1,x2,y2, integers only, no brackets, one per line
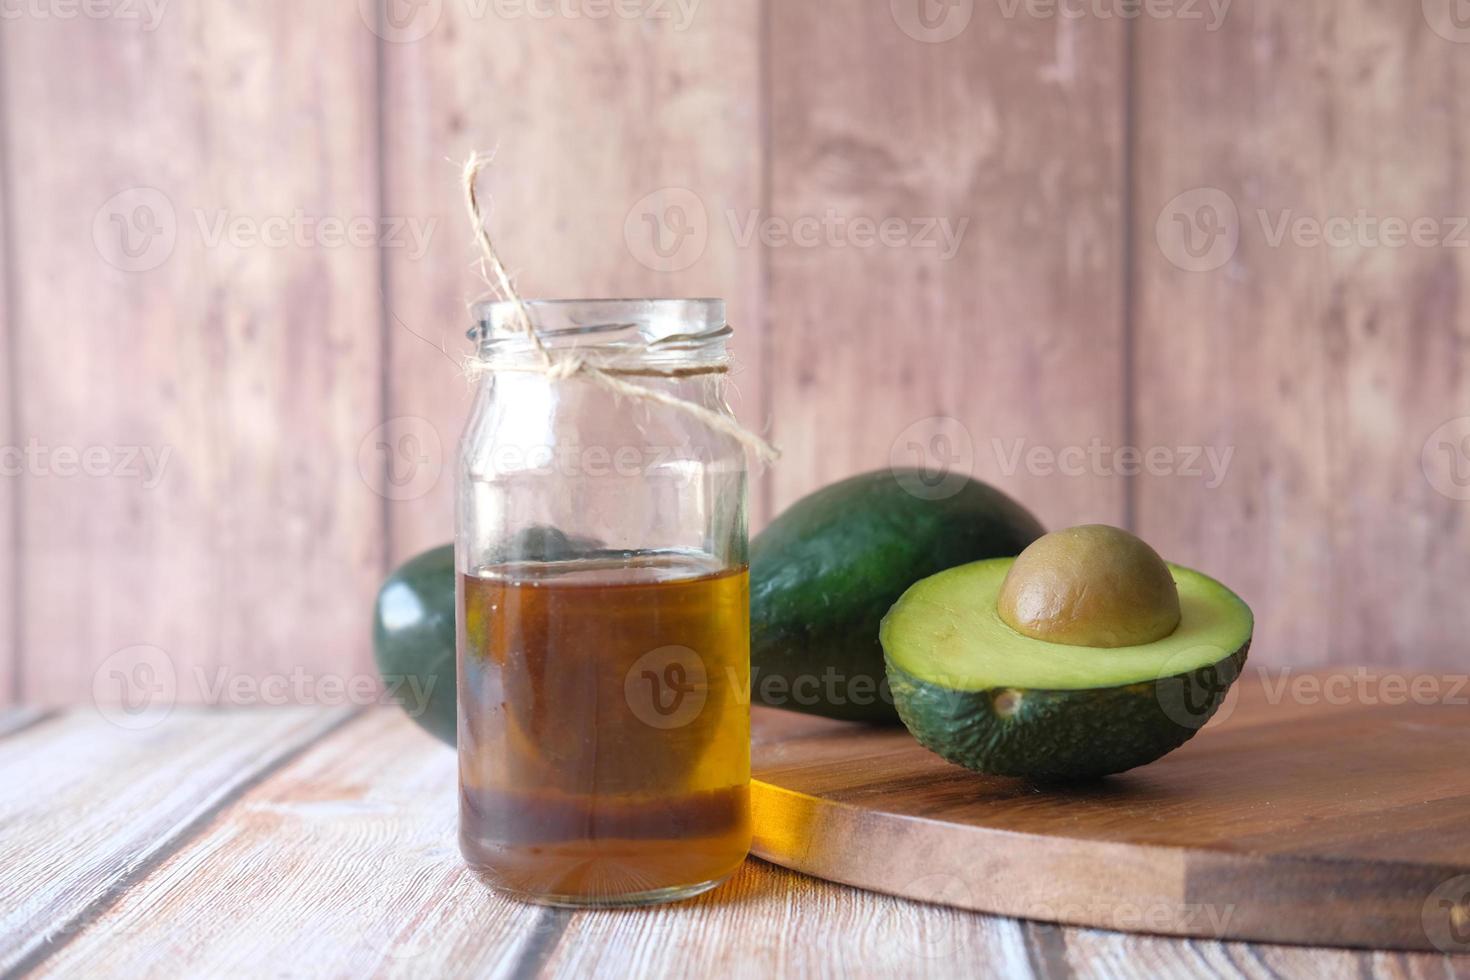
748,670,1470,952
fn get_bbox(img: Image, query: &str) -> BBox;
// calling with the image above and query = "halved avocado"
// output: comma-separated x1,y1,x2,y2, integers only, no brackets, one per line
881,545,1253,779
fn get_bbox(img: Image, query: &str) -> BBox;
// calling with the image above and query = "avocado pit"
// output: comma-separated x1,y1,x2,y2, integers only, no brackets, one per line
996,524,1182,649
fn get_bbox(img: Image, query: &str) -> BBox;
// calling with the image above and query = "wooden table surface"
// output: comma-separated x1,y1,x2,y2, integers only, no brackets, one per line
3,706,1467,980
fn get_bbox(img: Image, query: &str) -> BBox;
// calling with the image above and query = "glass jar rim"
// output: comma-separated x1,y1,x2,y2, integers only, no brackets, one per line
469,298,729,364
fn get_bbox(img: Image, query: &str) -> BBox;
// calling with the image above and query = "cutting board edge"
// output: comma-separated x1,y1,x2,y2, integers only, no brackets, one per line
749,777,1464,952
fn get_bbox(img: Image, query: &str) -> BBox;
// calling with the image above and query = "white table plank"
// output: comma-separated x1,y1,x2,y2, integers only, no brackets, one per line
1,706,354,974
0,707,55,740
544,859,1038,980
1054,924,1467,980
545,862,1468,980
30,710,543,979
11,709,1468,979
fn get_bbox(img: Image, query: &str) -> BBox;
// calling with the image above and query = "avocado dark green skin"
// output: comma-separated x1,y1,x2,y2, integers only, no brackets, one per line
750,470,1045,724
372,528,610,747
373,544,457,746
886,642,1249,780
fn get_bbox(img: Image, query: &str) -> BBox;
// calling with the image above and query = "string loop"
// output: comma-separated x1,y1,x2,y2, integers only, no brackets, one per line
460,153,779,464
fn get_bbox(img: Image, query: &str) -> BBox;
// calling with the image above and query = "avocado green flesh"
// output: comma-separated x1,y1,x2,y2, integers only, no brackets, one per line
881,559,1253,692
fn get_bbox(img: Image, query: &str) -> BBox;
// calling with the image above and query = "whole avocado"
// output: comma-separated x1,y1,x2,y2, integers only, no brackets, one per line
372,527,603,747
750,469,1045,723
372,544,456,745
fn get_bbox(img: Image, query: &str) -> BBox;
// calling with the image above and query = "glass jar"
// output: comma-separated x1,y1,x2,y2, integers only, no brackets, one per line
456,298,751,907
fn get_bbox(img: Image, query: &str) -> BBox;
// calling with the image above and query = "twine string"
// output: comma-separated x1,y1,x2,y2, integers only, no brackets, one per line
459,152,779,463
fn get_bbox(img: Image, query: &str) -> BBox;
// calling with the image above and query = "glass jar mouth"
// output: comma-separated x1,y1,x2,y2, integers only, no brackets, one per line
470,298,729,366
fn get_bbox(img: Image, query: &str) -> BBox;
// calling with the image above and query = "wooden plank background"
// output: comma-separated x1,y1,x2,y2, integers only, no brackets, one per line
768,1,1127,532
1134,0,1470,668
0,90,13,705
0,0,1467,703
0,5,384,705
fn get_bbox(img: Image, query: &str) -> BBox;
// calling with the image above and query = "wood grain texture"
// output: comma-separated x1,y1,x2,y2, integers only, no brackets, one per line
0,105,13,705
749,671,1470,951
0,4,384,702
766,0,1127,531
33,708,550,979
379,1,766,558
555,870,1469,979
0,707,352,974
546,858,1041,978
0,705,53,740
1132,0,1470,669
1056,927,1468,979
11,709,1462,979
